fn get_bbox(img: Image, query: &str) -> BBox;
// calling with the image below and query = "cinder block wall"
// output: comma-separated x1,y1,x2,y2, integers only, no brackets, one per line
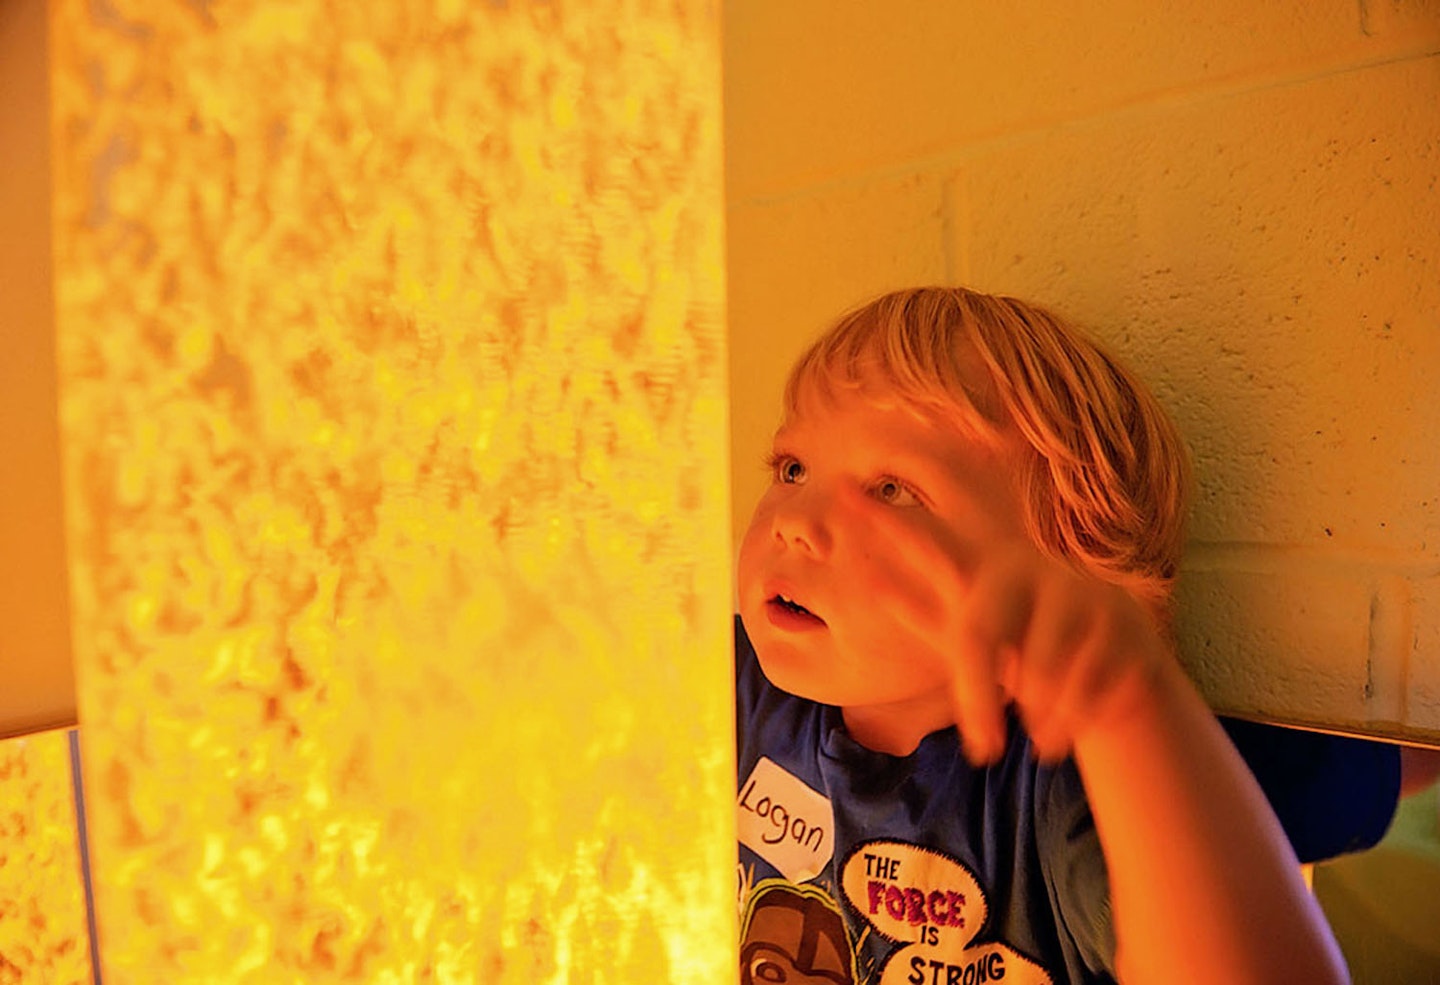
724,2,1440,743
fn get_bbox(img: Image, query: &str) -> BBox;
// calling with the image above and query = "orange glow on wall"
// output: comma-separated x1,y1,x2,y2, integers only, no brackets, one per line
0,729,92,983
51,0,733,979
1,0,74,741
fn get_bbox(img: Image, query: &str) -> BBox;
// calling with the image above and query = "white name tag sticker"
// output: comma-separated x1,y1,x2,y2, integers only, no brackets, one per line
737,757,835,884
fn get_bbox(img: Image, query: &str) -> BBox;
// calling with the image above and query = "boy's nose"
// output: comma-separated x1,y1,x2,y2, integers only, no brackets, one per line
770,494,833,557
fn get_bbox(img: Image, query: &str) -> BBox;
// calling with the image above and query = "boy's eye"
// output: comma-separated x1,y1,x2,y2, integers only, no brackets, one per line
873,477,920,506
767,454,806,485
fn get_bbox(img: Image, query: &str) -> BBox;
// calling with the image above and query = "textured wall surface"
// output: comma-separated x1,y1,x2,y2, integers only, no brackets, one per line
724,2,1440,742
0,729,92,984
52,0,733,980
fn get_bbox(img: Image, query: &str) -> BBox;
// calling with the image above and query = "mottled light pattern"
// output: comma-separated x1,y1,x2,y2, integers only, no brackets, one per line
0,729,92,984
51,0,733,981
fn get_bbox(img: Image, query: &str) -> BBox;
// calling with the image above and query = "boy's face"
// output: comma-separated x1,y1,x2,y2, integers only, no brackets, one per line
737,380,1028,737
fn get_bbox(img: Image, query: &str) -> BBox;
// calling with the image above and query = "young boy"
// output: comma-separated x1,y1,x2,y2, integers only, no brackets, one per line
734,287,1351,984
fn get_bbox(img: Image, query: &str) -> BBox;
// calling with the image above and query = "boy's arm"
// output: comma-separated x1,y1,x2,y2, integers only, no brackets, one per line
847,500,1350,983
1073,654,1349,984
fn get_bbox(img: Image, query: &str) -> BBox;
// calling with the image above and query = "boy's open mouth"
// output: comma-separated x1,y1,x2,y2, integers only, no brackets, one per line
766,593,826,628
775,594,812,615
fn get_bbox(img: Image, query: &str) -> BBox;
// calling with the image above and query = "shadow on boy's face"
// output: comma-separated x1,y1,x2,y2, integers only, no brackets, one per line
741,887,854,984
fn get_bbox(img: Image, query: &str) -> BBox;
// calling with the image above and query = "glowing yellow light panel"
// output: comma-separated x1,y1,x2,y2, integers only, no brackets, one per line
51,1,733,980
0,729,92,984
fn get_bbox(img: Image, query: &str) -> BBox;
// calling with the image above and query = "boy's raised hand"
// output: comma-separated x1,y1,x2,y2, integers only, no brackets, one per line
960,543,1165,764
840,481,1169,767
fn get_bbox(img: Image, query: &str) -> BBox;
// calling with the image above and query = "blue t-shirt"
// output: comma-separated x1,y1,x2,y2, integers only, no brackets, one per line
733,616,1400,985
736,617,1114,985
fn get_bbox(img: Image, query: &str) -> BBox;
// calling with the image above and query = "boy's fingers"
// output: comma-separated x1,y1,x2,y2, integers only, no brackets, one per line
997,647,1022,699
1015,576,1090,694
1026,595,1163,760
1010,575,1090,754
1024,635,1101,763
951,645,1007,766
1036,637,1136,761
953,565,1032,765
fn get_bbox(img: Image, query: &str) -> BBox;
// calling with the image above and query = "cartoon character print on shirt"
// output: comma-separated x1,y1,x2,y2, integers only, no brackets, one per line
741,881,859,985
840,840,1053,985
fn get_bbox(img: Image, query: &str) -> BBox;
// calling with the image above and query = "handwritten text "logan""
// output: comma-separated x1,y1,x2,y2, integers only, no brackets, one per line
738,777,826,851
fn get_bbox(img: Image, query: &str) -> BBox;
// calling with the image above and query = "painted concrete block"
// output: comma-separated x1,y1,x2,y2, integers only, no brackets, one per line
727,171,946,542
960,56,1440,555
1360,0,1440,46
725,0,1396,198
1173,566,1378,728
1411,575,1440,734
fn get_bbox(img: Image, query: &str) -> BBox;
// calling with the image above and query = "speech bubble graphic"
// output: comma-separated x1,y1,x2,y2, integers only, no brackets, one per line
841,841,1053,985
887,940,1052,985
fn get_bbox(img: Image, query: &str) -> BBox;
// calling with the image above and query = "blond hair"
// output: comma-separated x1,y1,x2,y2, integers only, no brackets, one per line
785,287,1190,619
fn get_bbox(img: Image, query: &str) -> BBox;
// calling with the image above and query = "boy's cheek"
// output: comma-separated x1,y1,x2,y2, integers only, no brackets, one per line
735,512,771,573
840,508,930,572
